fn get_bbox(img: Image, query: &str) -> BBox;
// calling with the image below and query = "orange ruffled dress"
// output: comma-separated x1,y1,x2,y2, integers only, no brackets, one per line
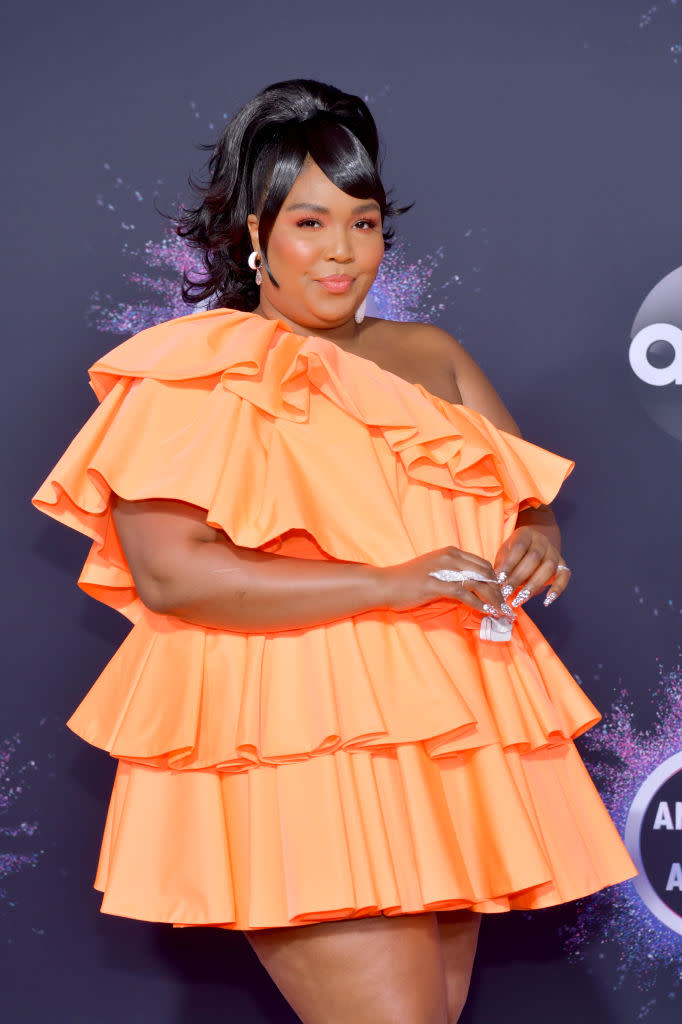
31,307,636,930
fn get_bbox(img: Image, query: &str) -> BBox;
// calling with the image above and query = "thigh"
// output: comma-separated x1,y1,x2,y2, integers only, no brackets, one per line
245,911,449,1024
435,910,481,1023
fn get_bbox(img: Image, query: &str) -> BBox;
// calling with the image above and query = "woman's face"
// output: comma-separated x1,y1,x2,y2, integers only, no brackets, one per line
247,157,384,333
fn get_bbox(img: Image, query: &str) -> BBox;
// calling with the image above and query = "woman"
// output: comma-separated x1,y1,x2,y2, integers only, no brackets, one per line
32,79,636,1023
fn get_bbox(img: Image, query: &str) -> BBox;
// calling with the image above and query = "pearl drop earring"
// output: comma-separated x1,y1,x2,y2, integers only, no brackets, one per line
354,297,367,324
248,250,262,286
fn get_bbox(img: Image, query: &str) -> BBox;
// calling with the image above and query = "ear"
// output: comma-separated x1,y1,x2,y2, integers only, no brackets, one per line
246,214,260,255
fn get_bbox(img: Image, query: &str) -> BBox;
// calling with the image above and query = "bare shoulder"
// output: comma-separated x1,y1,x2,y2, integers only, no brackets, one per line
367,319,523,436
368,317,452,353
396,321,470,365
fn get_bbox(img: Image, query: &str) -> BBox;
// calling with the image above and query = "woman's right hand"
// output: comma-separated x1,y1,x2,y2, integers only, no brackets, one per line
380,546,509,616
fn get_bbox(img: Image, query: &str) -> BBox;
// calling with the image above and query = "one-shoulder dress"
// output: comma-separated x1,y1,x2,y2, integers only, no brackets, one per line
31,307,637,930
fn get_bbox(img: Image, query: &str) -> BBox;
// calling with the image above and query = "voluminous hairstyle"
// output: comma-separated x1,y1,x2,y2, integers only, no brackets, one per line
173,78,411,311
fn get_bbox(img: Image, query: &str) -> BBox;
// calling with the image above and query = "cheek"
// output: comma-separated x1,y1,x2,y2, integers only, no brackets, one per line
360,236,385,273
268,232,319,274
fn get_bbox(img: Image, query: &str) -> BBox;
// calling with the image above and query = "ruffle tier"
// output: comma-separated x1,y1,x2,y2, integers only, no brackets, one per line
95,741,636,929
64,603,601,773
31,307,636,926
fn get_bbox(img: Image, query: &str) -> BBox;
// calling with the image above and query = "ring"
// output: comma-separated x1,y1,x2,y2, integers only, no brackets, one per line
428,569,495,584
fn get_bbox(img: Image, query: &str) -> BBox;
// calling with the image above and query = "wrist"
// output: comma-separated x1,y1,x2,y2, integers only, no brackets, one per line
516,504,562,552
371,564,396,610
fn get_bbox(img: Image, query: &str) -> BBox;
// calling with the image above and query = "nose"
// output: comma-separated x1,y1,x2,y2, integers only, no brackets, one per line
325,224,353,263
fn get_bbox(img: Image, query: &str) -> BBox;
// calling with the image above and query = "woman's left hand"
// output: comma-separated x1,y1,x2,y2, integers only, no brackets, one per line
493,525,571,609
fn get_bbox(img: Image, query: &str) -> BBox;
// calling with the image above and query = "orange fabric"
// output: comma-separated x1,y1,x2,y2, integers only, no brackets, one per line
32,307,636,929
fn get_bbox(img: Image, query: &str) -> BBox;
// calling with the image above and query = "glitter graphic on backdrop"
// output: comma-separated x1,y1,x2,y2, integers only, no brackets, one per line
0,734,42,911
637,0,681,63
639,1,679,30
87,226,195,334
86,225,469,337
559,586,682,1019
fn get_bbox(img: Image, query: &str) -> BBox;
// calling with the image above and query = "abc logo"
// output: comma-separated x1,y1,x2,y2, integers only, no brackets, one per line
625,752,682,935
629,266,682,442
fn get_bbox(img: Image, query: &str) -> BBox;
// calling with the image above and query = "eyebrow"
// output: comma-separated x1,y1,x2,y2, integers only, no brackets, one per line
284,201,380,215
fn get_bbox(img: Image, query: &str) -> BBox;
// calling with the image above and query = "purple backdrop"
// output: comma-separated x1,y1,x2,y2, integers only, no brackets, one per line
5,1,682,1021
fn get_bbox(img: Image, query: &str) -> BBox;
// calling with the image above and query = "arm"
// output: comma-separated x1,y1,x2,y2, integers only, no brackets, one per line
417,325,570,604
111,494,512,631
111,495,391,633
436,327,562,549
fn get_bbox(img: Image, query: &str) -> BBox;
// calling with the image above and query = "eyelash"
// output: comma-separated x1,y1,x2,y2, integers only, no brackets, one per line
295,218,378,230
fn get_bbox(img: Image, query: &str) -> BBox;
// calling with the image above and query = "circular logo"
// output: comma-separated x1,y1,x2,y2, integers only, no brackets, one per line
629,266,682,442
625,751,682,934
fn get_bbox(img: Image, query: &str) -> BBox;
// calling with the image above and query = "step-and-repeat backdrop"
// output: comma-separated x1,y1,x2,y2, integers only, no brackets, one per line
6,1,681,1021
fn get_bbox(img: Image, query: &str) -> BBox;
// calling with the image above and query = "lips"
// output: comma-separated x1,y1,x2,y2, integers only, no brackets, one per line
316,275,354,293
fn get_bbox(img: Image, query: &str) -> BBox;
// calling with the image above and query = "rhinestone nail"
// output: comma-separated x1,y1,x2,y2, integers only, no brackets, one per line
511,588,531,607
482,603,500,617
496,570,507,583
543,592,557,607
500,602,515,618
501,584,513,598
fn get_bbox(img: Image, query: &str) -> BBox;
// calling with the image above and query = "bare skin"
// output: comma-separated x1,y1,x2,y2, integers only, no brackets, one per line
110,155,571,1022
243,910,481,1024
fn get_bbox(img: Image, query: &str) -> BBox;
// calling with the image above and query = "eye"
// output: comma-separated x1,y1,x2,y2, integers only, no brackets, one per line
355,218,379,230
296,218,321,228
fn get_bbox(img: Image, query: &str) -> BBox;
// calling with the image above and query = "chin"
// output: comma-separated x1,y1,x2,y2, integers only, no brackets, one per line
302,303,354,326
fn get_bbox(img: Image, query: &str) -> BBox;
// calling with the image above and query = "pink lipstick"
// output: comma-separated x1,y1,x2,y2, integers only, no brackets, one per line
316,275,354,293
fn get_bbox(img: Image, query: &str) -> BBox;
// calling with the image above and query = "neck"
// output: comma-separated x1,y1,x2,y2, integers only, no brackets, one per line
251,298,365,350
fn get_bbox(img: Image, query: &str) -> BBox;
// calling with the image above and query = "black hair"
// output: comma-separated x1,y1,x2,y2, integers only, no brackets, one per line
170,79,412,311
